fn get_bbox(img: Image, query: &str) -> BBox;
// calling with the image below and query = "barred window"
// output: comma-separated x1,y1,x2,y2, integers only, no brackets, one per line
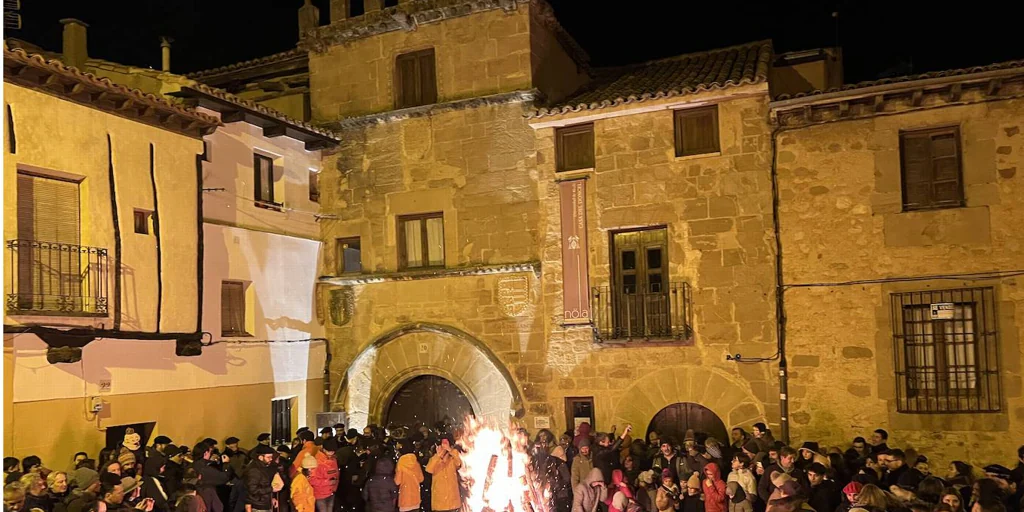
890,287,1001,413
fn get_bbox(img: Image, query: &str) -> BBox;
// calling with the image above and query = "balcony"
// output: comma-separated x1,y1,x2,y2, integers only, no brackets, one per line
6,240,109,316
592,281,693,343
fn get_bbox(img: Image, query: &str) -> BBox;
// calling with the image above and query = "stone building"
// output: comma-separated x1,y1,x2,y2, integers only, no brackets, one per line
770,62,1024,464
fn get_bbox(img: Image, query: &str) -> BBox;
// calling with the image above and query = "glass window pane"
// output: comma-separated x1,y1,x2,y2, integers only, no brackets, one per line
338,238,361,274
649,273,662,293
622,274,636,294
931,134,957,157
647,248,662,270
622,250,636,271
426,217,444,266
404,220,423,268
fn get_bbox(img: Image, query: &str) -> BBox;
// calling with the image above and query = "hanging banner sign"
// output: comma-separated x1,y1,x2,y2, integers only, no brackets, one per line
559,179,590,323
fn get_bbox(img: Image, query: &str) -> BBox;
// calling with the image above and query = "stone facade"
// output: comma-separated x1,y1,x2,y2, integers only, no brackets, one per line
772,76,1024,466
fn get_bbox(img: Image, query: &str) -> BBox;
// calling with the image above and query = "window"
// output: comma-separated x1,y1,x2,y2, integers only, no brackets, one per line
221,281,249,337
398,212,444,269
133,209,151,235
395,49,437,109
891,287,1000,413
336,237,362,274
201,140,211,162
309,170,320,203
900,126,963,211
555,123,594,172
271,398,293,446
383,0,398,6
6,104,15,154
253,153,276,205
349,0,365,17
674,105,720,157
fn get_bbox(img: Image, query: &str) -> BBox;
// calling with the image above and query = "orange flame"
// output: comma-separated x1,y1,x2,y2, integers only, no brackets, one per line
457,417,550,512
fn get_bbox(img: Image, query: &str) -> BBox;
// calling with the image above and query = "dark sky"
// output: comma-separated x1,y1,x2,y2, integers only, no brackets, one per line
8,0,1023,83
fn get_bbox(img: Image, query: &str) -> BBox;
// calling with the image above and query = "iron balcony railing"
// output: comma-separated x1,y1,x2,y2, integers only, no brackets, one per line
6,239,109,316
592,281,693,342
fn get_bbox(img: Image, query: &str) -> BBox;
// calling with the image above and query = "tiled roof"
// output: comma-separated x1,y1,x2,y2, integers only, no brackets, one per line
529,40,772,118
3,42,221,137
186,48,306,79
773,58,1024,100
180,82,340,142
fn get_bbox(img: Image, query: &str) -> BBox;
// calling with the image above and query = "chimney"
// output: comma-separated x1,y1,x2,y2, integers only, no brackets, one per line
59,18,89,68
160,37,173,72
298,0,320,39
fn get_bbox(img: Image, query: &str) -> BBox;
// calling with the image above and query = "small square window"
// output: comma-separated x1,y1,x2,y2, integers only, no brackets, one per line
133,210,151,235
674,105,720,157
555,123,594,172
336,237,361,274
899,126,964,211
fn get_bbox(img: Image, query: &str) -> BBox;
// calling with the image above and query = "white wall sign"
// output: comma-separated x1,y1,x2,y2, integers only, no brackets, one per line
930,303,954,320
534,416,550,429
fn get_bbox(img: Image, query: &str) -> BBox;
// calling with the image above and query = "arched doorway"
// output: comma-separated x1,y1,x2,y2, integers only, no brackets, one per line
646,402,728,445
383,375,475,429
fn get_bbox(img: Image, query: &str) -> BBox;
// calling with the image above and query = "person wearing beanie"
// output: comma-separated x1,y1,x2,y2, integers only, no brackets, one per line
703,463,727,512
806,462,838,512
119,429,143,478
680,472,704,512
838,481,864,512
652,436,686,485
726,482,752,512
394,451,423,512
655,468,680,512
319,428,333,441
65,468,101,512
256,434,271,446
309,439,340,512
291,455,317,512
150,437,172,460
571,439,595,489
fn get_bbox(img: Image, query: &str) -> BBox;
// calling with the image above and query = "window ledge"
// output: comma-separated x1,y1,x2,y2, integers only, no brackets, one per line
254,201,284,212
319,261,540,285
674,151,721,161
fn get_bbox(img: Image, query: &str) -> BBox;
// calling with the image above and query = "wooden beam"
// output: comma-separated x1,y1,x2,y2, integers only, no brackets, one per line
305,140,331,151
263,124,288,137
221,110,246,123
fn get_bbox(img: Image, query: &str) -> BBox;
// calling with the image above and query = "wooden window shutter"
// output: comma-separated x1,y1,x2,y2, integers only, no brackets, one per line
556,124,595,172
396,49,437,108
221,281,246,336
674,106,720,157
900,127,962,210
396,53,418,108
418,50,437,105
16,172,80,245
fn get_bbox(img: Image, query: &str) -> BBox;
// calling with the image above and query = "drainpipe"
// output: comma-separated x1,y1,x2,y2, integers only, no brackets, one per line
769,125,790,445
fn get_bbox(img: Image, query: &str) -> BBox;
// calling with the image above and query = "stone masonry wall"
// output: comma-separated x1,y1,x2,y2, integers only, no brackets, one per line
777,97,1024,467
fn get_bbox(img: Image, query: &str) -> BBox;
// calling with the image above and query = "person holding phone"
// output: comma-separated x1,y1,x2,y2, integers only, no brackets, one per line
595,425,632,484
425,437,461,512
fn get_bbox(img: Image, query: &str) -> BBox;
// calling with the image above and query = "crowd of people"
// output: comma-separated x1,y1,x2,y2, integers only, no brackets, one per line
2,420,1021,512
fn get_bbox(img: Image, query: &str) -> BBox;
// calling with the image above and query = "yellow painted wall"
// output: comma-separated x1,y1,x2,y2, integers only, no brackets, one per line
3,82,202,331
776,96,1024,467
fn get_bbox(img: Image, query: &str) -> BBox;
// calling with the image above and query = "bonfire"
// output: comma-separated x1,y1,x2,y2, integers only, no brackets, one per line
456,417,551,512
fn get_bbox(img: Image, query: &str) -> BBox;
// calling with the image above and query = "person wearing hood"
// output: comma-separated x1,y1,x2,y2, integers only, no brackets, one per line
309,439,340,512
64,468,100,512
393,450,423,512
425,437,461,512
605,470,634,512
796,443,819,472
193,442,232,512
140,456,170,512
572,440,595,490
573,468,608,512
362,457,397,512
574,423,595,450
726,454,756,506
680,473,704,512
290,455,317,512
726,482,752,512
703,463,727,512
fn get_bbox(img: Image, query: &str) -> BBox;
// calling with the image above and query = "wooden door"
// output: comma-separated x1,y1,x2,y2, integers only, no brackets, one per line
384,375,474,429
646,402,728,445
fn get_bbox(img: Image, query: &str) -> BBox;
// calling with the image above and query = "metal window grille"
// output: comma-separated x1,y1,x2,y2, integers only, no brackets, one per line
890,287,1001,413
271,398,293,445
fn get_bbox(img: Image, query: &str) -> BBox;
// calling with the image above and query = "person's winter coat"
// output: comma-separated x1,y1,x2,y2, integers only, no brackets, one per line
605,470,634,512
141,476,171,512
549,448,573,501
726,468,756,504
393,454,423,512
176,494,208,512
757,464,806,503
308,451,339,500
25,492,54,512
656,483,680,512
425,448,462,512
653,453,692,484
571,452,595,489
64,490,96,512
680,494,704,512
242,459,274,510
290,442,317,475
163,459,184,498
702,464,727,512
595,437,626,484
572,468,608,512
290,473,315,512
726,483,752,512
362,458,398,512
194,458,231,512
807,480,838,512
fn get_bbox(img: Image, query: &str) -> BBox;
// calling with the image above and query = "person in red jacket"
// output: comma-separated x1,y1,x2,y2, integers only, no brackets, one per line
308,439,340,512
702,462,727,512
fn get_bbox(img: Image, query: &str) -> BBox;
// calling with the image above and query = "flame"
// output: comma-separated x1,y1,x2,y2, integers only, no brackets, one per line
457,417,550,512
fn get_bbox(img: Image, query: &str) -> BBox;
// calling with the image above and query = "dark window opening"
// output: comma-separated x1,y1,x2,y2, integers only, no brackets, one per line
556,123,595,172
133,210,151,235
900,126,964,211
395,49,437,109
398,212,444,270
674,105,720,157
309,170,320,202
891,287,1000,413
336,237,362,274
349,0,365,17
221,281,249,337
202,140,211,162
383,0,399,7
6,104,15,154
253,153,277,206
271,398,293,446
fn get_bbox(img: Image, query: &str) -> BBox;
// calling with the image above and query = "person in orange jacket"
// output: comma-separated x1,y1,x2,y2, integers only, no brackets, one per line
425,438,462,512
308,439,340,512
394,452,424,512
290,455,317,512
291,432,318,479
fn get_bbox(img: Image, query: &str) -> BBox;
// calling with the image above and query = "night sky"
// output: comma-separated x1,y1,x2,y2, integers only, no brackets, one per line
8,0,1023,83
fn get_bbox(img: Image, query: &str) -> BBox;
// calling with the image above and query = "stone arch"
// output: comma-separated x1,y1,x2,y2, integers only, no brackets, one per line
335,323,524,429
609,366,765,435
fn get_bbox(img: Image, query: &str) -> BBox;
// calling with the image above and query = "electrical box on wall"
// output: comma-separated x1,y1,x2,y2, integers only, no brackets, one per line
89,397,103,413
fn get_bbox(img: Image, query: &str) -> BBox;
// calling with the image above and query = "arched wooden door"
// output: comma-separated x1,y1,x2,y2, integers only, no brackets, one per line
384,375,475,429
646,402,728,445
